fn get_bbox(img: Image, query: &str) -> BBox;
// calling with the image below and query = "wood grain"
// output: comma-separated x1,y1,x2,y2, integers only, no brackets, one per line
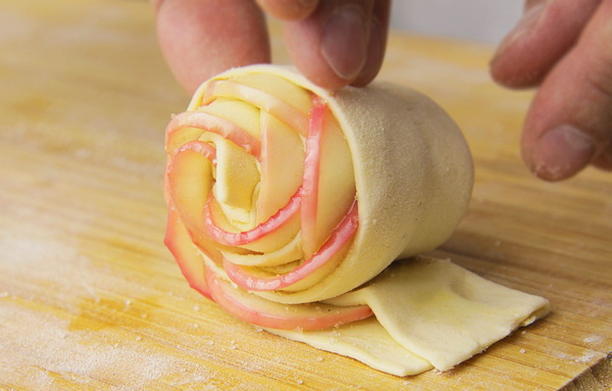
0,0,610,390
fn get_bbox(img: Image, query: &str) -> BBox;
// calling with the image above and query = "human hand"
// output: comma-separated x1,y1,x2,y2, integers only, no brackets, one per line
153,0,390,93
490,0,612,181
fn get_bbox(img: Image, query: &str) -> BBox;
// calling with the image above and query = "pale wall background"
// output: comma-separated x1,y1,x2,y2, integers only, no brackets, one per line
390,0,524,44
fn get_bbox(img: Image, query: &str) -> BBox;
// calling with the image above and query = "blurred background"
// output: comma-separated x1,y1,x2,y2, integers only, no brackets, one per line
390,0,523,44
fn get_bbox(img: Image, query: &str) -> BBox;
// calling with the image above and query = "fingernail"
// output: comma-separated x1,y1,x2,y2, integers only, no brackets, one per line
351,15,384,86
491,3,546,66
151,0,164,12
531,125,596,181
298,0,317,7
321,4,368,81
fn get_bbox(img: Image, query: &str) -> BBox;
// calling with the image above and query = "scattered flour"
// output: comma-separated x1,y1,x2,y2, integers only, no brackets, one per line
0,230,101,302
0,303,213,390
553,350,601,364
0,212,218,389
582,335,603,345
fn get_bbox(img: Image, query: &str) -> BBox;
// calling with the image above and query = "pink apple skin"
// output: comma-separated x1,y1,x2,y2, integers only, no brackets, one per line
204,187,302,246
166,140,216,234
164,140,216,208
203,80,309,137
223,201,358,291
166,140,231,264
176,139,217,162
300,97,326,257
206,265,372,331
165,209,212,300
166,111,261,157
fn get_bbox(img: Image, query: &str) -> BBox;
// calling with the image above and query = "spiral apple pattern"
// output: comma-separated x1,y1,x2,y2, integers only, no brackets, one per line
164,71,373,330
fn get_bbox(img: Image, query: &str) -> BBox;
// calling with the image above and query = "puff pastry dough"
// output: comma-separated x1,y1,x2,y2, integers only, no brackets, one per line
163,65,549,376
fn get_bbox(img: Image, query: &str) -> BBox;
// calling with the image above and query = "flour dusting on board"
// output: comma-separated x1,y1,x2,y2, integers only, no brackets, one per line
0,231,99,301
0,211,215,389
552,350,603,364
582,335,603,345
0,204,286,390
0,303,215,390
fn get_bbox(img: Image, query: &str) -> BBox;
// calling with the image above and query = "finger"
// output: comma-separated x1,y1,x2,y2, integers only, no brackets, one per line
490,0,600,88
522,0,612,181
155,0,270,93
256,0,319,20
284,0,389,90
352,0,390,87
593,144,612,170
523,0,543,10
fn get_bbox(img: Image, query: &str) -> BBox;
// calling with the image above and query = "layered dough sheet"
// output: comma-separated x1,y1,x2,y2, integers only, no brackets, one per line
268,257,550,376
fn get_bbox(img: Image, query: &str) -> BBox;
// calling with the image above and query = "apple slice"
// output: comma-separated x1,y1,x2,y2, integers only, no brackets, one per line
165,209,212,300
165,123,204,157
206,194,301,253
203,77,310,135
205,266,372,331
166,140,216,237
256,111,305,224
201,133,260,225
302,98,356,259
214,72,313,116
300,97,325,257
165,111,261,157
220,234,303,267
204,187,302,247
223,201,358,291
314,109,356,248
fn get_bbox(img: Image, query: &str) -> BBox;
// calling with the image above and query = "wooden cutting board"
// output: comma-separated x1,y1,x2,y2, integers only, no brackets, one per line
0,0,609,390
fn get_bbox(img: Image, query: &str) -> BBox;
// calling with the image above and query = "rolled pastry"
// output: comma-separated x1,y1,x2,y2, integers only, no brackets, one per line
164,65,549,376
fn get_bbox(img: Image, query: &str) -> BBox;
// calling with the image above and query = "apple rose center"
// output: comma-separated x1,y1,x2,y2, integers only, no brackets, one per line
165,72,360,300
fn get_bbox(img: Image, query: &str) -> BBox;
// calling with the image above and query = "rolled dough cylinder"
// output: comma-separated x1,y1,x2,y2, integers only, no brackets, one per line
185,64,473,304
163,65,549,376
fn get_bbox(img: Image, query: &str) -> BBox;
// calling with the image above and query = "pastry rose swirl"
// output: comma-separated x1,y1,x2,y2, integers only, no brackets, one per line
164,65,473,331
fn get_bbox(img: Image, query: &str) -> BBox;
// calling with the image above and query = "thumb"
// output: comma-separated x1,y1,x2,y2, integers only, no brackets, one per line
522,0,612,180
